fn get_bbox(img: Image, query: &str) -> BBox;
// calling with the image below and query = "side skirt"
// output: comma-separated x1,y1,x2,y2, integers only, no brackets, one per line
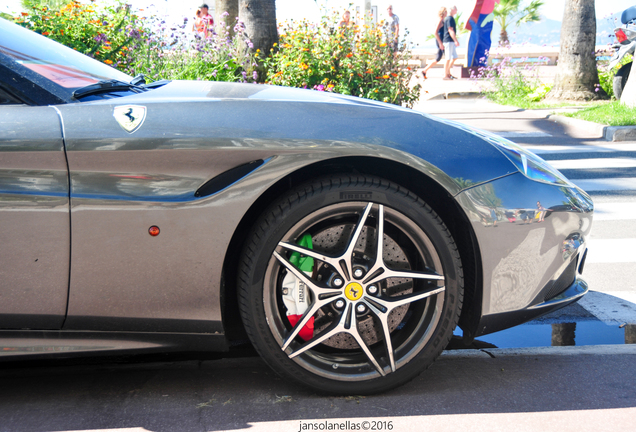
0,330,229,361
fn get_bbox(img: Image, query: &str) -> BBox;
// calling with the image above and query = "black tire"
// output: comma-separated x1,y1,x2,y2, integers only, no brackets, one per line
237,175,463,394
614,62,632,100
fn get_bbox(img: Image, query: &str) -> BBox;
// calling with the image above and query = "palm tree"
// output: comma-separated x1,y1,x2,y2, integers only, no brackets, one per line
493,0,544,46
547,0,607,100
239,0,277,58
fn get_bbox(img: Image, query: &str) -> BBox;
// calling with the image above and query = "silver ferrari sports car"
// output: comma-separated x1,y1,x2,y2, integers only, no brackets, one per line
0,18,593,394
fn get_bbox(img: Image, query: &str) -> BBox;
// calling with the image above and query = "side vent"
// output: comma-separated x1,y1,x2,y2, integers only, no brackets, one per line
194,159,265,198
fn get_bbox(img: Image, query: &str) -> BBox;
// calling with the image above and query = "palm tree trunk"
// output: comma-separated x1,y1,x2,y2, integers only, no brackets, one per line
547,0,607,100
499,29,509,46
239,0,278,58
215,0,239,37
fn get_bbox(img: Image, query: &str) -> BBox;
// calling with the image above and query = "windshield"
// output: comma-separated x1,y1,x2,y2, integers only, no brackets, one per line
0,18,132,92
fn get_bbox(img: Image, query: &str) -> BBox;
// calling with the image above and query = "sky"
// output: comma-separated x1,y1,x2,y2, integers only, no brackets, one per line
2,0,634,47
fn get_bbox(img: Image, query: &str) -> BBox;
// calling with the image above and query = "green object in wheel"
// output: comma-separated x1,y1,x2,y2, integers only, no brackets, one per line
289,234,314,272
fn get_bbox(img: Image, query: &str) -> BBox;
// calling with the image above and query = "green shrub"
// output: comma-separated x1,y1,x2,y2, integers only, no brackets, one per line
263,11,420,107
472,54,549,105
14,0,144,68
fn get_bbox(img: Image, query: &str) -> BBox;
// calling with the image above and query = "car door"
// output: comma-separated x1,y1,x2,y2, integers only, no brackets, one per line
0,98,70,329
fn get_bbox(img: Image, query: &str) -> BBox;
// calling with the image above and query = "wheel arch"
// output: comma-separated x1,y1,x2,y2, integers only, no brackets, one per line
220,156,483,345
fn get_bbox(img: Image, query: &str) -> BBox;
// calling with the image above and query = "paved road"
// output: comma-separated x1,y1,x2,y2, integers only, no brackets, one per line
0,346,634,432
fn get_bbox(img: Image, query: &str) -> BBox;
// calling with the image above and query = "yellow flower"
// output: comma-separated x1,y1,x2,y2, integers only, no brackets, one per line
104,59,113,65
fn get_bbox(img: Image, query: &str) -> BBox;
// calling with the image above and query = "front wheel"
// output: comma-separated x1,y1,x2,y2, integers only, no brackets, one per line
237,175,463,394
614,62,632,100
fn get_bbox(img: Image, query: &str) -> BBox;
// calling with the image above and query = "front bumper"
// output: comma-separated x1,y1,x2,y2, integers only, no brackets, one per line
455,172,593,337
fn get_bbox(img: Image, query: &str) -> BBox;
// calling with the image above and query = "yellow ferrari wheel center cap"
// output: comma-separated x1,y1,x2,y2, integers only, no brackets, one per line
344,282,363,301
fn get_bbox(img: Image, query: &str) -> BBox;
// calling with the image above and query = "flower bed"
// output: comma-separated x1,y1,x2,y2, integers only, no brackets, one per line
264,11,420,107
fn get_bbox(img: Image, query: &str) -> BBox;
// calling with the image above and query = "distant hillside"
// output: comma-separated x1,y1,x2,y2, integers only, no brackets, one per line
497,17,561,46
497,14,620,46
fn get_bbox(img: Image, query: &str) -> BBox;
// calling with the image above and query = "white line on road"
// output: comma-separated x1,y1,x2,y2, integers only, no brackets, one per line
526,143,636,155
496,131,553,138
247,408,636,432
572,177,636,192
548,158,636,170
593,202,636,221
586,239,636,263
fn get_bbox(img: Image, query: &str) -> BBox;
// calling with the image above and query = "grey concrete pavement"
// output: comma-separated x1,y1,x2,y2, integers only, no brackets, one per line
414,99,616,146
0,346,635,432
416,65,558,101
415,97,636,145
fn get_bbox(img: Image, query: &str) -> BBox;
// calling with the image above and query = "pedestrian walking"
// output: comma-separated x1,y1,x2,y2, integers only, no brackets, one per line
422,7,448,79
443,5,460,80
387,5,400,53
466,0,500,67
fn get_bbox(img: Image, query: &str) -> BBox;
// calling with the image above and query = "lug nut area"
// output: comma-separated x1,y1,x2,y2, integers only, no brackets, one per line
353,267,365,279
356,303,367,314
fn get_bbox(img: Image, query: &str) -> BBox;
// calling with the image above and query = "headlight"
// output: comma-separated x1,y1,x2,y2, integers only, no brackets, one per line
490,137,573,186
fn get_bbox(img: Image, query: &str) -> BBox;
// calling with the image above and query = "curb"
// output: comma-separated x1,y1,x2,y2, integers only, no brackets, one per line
428,91,482,101
548,114,636,141
605,125,636,141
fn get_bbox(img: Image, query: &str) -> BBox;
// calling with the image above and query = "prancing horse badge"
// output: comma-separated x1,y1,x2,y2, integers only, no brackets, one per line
113,105,147,133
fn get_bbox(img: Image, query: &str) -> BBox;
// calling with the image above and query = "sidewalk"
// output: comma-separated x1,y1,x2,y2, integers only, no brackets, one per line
416,64,558,101
416,65,481,100
413,97,588,144
413,97,636,145
413,68,636,142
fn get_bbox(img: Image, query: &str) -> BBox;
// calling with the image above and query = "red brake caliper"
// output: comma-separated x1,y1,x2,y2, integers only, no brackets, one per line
281,234,315,341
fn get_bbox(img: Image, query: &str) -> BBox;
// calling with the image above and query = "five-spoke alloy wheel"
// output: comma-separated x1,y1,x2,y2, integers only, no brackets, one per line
238,176,463,394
